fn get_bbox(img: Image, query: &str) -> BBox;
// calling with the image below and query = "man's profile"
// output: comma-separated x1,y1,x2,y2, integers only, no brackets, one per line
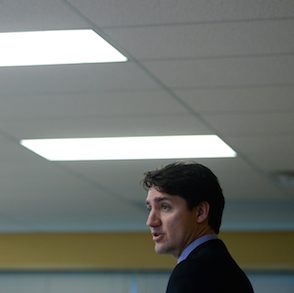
143,161,254,293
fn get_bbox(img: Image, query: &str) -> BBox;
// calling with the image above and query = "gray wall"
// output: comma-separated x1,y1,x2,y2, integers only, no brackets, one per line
0,271,293,293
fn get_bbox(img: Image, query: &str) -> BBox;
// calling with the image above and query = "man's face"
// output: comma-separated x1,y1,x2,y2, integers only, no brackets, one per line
146,187,200,258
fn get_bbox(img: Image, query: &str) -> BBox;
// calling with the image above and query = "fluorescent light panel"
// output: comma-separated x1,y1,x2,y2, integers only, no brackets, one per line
0,29,127,67
20,135,237,161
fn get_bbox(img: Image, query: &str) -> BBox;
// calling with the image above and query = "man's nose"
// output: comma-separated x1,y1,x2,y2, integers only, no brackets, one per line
146,209,161,227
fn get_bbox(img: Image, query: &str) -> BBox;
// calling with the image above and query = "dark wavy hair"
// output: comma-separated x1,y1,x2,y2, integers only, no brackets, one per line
143,161,225,234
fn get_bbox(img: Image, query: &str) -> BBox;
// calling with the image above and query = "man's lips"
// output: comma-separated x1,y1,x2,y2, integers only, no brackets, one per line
152,232,164,242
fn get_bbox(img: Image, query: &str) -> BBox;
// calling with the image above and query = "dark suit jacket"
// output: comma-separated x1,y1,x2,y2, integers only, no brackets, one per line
166,239,254,293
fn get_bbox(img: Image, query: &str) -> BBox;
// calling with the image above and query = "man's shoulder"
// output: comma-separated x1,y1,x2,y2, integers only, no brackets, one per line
167,240,254,293
174,239,240,277
171,240,223,276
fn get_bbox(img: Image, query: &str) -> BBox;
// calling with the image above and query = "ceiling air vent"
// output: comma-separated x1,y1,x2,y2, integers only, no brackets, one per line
272,171,294,188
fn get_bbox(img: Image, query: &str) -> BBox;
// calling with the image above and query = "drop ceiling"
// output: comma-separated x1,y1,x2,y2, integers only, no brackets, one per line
0,0,293,232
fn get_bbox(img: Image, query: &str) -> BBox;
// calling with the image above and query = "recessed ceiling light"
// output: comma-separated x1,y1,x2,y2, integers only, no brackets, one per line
0,29,127,67
20,135,237,161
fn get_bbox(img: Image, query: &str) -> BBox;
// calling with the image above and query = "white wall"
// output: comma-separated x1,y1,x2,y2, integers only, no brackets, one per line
0,271,293,293
248,272,294,293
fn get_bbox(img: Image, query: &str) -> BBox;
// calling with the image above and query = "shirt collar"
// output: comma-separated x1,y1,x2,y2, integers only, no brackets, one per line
177,234,218,263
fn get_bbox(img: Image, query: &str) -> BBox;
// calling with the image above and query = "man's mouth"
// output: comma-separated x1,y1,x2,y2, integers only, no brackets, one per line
152,232,164,242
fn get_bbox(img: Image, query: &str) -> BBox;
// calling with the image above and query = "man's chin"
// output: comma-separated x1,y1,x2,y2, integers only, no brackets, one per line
155,244,178,257
154,244,168,255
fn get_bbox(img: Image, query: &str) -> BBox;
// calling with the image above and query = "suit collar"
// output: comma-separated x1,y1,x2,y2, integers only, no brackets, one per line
177,234,218,263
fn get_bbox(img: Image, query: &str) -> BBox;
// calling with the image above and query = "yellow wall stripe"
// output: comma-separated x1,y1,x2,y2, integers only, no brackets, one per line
0,232,293,271
221,231,294,271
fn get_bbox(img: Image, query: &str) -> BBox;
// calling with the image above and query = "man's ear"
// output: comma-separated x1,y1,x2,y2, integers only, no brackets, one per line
195,201,210,223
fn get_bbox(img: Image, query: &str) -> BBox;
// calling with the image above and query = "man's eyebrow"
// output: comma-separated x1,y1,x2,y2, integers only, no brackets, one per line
146,196,171,205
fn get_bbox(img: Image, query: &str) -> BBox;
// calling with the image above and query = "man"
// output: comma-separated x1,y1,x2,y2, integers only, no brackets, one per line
143,161,254,293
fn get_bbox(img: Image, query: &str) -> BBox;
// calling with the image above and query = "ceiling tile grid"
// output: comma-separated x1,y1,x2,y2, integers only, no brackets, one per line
104,19,294,60
68,0,294,27
142,55,294,88
0,0,293,232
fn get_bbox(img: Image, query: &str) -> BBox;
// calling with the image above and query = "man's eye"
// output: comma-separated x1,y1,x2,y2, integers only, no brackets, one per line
161,204,171,211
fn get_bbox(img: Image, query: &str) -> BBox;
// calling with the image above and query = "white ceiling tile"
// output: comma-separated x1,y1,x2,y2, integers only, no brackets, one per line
0,90,187,119
59,160,162,202
143,55,294,88
0,113,212,139
191,158,287,199
0,63,160,96
244,152,294,173
223,173,287,199
0,137,29,162
0,156,146,231
226,135,294,185
203,112,294,135
175,86,294,113
227,135,294,154
0,0,88,32
105,19,294,60
68,0,294,27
